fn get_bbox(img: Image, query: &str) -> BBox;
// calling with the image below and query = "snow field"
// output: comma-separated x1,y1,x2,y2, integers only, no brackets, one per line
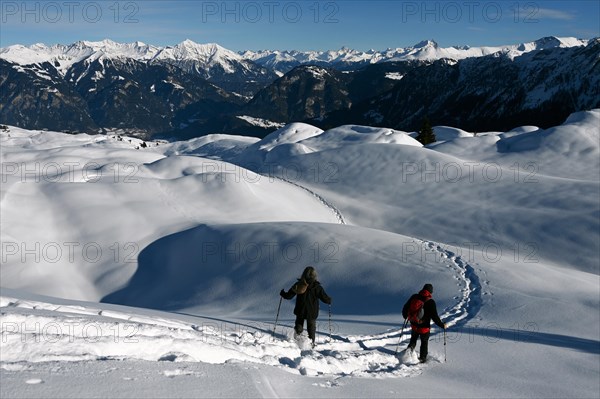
1,110,599,397
0,289,439,378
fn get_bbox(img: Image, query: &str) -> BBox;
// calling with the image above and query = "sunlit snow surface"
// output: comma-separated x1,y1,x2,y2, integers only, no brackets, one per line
1,112,599,398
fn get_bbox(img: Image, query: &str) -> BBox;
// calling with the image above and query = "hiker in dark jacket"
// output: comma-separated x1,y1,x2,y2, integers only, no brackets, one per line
280,266,331,346
402,283,446,362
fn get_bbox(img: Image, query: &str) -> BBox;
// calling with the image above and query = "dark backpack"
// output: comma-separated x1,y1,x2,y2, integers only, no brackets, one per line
291,278,309,295
407,296,427,324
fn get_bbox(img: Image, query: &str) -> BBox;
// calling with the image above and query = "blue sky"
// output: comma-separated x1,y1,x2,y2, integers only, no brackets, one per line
1,1,598,50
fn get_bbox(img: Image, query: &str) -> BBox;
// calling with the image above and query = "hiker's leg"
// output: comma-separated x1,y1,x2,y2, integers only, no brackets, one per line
307,319,317,343
408,329,418,351
294,316,304,336
419,332,430,361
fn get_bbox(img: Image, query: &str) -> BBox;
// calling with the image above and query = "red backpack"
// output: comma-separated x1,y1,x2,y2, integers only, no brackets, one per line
407,296,427,324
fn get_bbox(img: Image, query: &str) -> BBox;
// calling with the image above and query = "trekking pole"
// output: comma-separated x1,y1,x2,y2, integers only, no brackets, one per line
444,328,447,362
328,304,332,341
394,318,409,355
273,296,283,338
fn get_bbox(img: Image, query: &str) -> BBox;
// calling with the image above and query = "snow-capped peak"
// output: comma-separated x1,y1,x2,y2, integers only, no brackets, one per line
242,36,590,71
149,40,248,74
80,38,119,49
1,36,591,77
83,40,158,59
517,36,588,52
413,39,439,49
157,40,242,62
0,39,163,75
0,39,246,68
0,39,251,77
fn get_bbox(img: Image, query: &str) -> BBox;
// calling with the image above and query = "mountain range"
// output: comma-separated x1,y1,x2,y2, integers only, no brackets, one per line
1,36,598,138
240,36,589,73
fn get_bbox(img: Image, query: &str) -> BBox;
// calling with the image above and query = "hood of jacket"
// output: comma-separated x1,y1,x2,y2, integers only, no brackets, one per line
419,289,432,300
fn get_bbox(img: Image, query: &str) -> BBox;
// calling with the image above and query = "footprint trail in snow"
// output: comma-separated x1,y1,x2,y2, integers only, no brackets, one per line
0,238,481,378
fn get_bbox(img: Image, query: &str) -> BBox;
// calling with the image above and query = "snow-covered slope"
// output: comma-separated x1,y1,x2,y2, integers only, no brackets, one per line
1,111,599,398
254,112,599,274
0,129,340,300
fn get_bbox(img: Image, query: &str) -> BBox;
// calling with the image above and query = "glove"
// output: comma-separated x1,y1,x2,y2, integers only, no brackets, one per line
280,289,286,297
443,323,447,330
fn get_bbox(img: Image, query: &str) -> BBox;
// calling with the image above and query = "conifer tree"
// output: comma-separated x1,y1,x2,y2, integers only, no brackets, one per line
416,117,436,145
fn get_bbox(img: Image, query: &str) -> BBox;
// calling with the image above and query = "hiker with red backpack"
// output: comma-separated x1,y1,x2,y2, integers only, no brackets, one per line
280,266,331,347
402,283,446,363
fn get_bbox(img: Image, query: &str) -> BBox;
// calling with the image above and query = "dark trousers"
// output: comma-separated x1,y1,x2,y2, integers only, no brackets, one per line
294,316,317,342
408,330,430,360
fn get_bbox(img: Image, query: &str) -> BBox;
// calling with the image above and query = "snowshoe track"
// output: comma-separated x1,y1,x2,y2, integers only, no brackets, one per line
269,175,346,225
1,237,481,378
316,239,483,369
